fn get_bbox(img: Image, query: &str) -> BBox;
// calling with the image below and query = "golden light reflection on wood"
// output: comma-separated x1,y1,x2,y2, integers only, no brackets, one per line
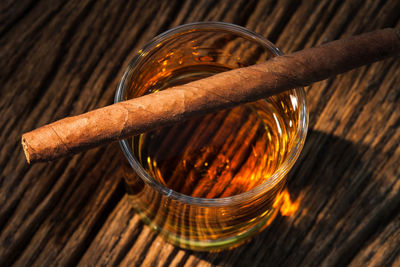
274,189,301,216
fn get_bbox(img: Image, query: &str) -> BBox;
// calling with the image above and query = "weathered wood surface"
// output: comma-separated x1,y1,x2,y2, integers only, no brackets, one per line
1,0,400,266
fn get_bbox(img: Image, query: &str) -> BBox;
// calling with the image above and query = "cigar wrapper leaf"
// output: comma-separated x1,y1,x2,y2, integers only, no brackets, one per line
22,28,400,164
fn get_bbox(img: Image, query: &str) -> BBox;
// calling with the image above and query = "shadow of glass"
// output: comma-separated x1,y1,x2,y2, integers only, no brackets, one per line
186,128,380,266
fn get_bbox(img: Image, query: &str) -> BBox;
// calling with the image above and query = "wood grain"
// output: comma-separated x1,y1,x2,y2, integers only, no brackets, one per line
1,0,399,266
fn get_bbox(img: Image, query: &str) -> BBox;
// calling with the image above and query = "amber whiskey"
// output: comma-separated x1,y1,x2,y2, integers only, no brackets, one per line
130,64,298,199
123,63,301,250
119,23,306,251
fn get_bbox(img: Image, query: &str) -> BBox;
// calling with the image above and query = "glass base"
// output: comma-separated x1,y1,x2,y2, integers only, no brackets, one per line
129,197,281,251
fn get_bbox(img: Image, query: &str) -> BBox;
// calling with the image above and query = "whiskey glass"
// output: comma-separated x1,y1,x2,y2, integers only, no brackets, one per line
115,22,308,251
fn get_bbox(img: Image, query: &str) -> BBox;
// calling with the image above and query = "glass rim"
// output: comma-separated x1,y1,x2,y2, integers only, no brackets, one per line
115,22,308,206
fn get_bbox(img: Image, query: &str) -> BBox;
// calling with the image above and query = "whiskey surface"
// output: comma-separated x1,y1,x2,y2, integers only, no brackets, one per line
131,64,299,198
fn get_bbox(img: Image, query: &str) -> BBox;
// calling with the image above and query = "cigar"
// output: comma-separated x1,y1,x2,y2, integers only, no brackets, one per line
22,28,400,164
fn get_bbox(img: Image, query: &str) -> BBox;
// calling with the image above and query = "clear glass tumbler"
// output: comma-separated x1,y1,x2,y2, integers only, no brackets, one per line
115,22,308,251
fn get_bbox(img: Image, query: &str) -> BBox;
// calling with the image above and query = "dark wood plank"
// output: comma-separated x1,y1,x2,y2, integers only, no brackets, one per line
1,0,400,266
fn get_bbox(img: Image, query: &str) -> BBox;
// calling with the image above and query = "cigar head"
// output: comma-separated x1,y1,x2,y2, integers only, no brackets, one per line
21,136,31,164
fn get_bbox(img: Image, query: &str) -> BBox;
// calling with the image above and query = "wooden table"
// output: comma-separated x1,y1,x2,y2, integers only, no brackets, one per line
1,0,400,266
